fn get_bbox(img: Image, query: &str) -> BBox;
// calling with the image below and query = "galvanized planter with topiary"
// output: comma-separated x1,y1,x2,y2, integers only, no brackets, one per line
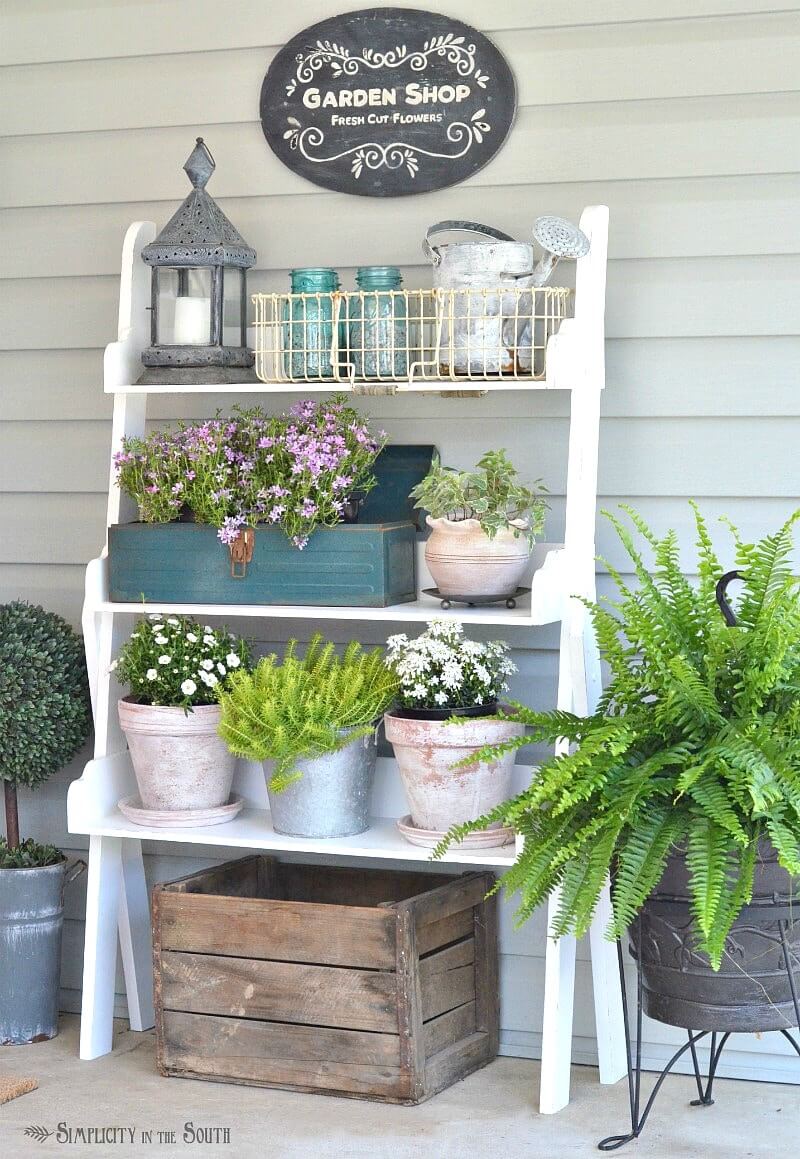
0,602,91,1044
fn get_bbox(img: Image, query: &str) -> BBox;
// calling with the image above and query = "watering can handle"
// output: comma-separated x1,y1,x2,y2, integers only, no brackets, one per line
423,220,516,267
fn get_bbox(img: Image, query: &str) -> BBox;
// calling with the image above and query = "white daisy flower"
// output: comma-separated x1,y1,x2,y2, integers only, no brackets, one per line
181,679,197,696
148,614,162,621
146,668,158,681
226,653,241,668
186,633,198,643
205,672,218,687
158,654,171,665
203,636,215,647
217,663,226,676
434,690,448,704
155,634,168,645
200,659,215,671
167,617,180,626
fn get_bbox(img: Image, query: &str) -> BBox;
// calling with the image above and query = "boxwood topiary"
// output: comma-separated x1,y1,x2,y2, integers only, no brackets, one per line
0,601,91,862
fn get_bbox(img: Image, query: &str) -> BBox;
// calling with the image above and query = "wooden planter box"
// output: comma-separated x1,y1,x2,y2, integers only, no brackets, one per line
152,856,499,1103
108,444,434,608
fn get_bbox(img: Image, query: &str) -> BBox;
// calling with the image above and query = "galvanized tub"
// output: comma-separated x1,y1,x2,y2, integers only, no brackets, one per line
266,729,377,839
0,859,84,1045
423,220,536,375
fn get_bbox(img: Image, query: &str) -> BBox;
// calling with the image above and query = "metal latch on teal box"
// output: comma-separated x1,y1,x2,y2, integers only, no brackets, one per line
229,528,255,578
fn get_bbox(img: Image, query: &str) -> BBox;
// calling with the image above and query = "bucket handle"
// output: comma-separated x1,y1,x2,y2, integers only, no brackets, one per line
423,220,516,267
64,858,87,890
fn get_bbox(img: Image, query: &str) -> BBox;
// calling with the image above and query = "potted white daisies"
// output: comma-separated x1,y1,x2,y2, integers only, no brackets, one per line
383,620,524,847
114,615,250,824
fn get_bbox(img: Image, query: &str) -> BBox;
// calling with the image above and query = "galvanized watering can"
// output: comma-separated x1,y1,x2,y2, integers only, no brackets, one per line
423,218,590,375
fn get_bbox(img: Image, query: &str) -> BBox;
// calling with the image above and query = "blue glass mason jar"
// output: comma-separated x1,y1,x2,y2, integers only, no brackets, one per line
284,267,341,379
347,266,408,379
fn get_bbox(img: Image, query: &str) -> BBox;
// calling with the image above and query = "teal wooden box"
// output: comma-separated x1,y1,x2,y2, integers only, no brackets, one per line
108,445,433,608
108,521,416,607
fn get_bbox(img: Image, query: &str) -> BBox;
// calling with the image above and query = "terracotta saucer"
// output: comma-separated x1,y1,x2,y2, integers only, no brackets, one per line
396,814,515,850
118,794,244,828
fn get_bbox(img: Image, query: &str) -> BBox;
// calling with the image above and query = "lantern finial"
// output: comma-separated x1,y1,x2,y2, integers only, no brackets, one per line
184,137,215,191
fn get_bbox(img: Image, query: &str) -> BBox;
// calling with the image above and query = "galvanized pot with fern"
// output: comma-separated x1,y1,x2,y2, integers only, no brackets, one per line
438,505,800,1032
218,635,398,838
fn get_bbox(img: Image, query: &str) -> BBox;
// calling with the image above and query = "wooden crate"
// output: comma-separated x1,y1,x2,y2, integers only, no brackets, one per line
152,856,499,1103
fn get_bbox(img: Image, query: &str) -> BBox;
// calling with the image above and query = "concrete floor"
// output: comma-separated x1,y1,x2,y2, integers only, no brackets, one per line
0,1017,798,1159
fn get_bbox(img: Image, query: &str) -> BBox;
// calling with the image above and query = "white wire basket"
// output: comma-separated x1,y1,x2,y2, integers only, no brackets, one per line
252,286,572,387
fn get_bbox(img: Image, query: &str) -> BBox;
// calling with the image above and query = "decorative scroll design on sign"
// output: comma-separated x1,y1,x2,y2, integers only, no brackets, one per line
285,35,490,95
283,110,491,180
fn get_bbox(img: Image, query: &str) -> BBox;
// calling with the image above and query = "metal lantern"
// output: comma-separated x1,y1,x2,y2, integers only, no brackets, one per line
139,137,256,383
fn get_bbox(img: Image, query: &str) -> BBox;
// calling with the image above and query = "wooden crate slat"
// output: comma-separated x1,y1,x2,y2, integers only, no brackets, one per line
161,1009,401,1066
420,940,476,1022
157,854,264,898
417,907,474,957
406,873,493,926
283,863,452,908
423,1001,477,1059
424,1031,496,1099
161,950,399,1033
158,892,397,970
474,890,500,1054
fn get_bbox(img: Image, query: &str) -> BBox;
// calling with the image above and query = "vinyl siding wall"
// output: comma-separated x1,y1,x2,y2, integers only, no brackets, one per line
2,0,800,1080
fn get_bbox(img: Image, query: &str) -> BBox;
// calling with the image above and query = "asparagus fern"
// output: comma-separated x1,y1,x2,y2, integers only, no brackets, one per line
218,635,398,791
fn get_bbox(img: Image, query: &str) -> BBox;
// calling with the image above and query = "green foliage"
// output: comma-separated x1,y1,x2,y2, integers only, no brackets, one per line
409,449,548,545
436,505,800,969
218,635,399,791
0,602,91,790
115,615,250,709
0,837,63,869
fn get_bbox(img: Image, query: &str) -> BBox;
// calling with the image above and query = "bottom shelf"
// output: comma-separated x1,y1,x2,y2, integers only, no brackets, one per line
67,752,529,869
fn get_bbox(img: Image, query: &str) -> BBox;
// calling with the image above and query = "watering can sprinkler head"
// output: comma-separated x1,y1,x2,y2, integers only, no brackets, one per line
531,216,590,287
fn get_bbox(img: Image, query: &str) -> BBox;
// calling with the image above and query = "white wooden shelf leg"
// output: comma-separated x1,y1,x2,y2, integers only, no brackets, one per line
79,835,123,1060
589,883,628,1084
539,896,578,1114
119,841,154,1032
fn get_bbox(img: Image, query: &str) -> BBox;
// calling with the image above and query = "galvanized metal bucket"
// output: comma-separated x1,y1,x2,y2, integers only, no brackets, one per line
267,728,378,838
0,859,85,1044
423,220,536,375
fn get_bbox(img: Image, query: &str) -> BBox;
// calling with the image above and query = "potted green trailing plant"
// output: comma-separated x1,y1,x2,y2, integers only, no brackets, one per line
218,635,398,839
409,449,548,600
440,505,800,1033
383,620,523,848
115,615,250,825
0,602,91,1044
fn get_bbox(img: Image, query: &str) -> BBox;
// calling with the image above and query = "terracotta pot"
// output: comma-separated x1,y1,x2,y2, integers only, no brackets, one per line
118,698,235,811
425,516,531,599
384,709,524,836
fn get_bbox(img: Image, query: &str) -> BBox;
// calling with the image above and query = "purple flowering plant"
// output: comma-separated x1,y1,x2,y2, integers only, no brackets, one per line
114,396,387,549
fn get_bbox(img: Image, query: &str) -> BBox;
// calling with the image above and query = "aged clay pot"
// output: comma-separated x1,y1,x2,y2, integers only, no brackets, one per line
631,841,800,1033
425,516,531,599
384,709,524,839
118,698,235,812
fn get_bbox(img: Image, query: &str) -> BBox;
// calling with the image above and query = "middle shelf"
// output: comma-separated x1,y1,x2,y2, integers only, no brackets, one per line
68,752,533,868
87,541,568,627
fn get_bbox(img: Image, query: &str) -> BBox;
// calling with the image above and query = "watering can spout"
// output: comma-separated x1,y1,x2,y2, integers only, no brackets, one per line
531,215,590,287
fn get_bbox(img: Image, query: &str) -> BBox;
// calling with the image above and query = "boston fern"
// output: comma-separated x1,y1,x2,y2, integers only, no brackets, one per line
439,504,800,968
218,635,398,791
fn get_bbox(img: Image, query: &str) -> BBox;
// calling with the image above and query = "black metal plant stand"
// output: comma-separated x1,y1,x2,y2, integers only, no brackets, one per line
598,911,800,1151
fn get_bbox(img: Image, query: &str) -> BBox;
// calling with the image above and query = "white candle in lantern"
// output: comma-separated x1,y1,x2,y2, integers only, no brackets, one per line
173,295,211,344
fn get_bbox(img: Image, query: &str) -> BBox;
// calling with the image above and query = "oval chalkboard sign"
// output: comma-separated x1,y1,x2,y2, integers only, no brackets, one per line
260,7,516,198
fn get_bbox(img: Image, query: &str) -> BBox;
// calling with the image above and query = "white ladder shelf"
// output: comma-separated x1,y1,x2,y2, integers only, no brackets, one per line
67,205,627,1114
